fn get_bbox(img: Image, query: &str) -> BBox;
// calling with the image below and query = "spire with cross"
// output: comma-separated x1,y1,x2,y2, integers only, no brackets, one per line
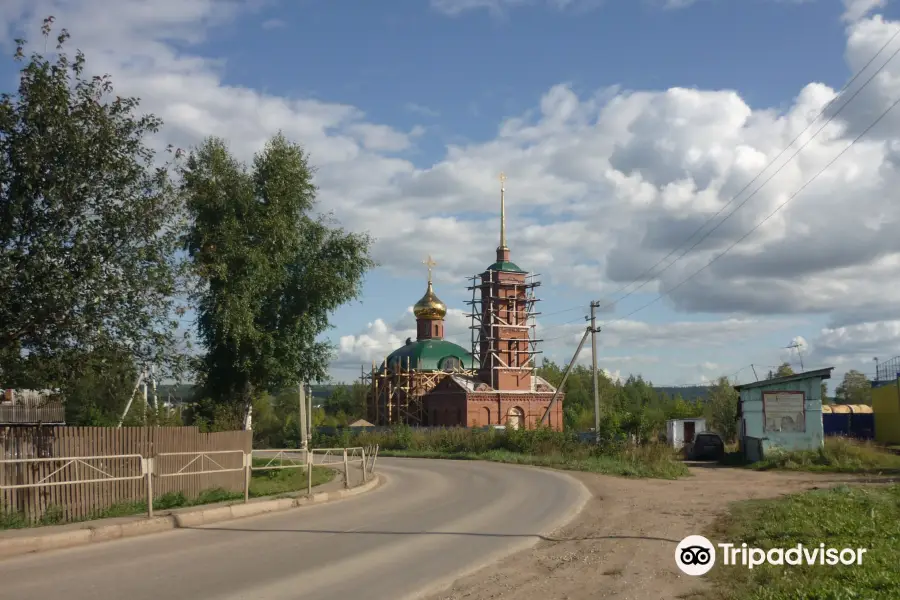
499,172,507,250
423,255,437,284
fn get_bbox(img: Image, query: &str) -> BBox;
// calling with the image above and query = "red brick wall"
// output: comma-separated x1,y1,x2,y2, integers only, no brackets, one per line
465,392,565,431
422,382,565,430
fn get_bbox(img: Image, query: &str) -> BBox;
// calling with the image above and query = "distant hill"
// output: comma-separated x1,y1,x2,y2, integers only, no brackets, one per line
653,386,713,402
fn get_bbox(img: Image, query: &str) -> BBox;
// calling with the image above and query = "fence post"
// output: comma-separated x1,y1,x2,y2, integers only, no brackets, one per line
243,452,251,504
307,449,313,497
145,457,155,519
360,447,367,483
342,448,350,489
370,444,379,474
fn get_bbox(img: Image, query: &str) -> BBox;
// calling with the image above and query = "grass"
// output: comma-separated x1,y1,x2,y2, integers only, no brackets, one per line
346,426,689,479
696,483,900,600
721,437,900,474
0,461,335,530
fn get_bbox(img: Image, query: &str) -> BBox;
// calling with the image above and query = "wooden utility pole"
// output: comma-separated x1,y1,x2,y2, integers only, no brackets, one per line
590,301,601,440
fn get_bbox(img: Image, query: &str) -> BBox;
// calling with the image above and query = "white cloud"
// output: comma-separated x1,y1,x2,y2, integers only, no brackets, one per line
3,1,900,385
842,0,887,22
429,0,822,16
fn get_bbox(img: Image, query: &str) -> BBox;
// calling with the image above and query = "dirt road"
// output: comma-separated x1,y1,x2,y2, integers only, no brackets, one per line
426,465,890,600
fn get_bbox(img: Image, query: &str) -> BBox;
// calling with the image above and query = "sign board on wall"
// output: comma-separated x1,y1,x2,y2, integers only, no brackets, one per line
762,391,806,433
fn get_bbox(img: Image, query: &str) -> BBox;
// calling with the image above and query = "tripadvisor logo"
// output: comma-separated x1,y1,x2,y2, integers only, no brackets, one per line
675,535,868,576
676,535,716,576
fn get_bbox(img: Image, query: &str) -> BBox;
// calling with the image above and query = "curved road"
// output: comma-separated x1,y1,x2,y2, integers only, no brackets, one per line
1,458,589,600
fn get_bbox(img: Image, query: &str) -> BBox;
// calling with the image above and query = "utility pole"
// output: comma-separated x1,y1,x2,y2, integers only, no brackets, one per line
298,382,308,451
118,369,146,428
590,301,601,441
307,382,313,443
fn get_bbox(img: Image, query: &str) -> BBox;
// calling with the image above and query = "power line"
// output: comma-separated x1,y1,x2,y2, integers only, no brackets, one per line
591,28,900,315
601,91,900,327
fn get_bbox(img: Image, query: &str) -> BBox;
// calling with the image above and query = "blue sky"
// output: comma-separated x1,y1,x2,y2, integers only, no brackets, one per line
2,0,899,389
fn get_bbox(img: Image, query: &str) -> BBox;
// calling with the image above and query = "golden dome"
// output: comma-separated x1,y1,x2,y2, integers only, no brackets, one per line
413,281,447,320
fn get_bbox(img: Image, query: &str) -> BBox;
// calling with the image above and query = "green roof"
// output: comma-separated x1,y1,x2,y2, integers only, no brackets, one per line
485,260,525,273
384,339,478,371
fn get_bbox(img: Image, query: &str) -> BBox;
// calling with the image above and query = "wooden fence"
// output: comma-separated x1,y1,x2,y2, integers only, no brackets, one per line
0,426,252,524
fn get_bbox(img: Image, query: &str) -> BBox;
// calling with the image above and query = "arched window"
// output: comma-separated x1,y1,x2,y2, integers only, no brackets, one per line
439,356,461,371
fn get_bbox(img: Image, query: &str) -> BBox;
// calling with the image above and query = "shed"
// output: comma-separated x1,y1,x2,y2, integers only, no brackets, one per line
734,367,833,462
348,419,375,428
665,418,707,448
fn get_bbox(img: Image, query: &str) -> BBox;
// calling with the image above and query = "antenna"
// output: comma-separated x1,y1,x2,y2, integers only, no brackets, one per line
786,340,805,372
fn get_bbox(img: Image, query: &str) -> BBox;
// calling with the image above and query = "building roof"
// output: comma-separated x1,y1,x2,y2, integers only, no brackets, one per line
485,260,525,273
733,367,834,392
384,338,478,372
443,374,558,394
348,419,375,427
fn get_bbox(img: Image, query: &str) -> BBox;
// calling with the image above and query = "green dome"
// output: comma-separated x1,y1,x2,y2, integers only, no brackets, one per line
383,339,478,372
485,260,525,273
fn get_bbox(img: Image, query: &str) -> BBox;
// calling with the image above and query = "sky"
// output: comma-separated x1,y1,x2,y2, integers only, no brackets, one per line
2,0,900,390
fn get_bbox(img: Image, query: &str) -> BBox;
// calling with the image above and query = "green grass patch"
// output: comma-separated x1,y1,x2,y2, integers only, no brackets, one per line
0,462,335,530
344,425,688,479
724,438,900,474
698,483,900,600
381,444,689,479
248,459,335,497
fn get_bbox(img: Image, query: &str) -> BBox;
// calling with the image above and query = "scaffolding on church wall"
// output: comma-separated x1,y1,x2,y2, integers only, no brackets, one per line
466,269,543,389
360,356,476,426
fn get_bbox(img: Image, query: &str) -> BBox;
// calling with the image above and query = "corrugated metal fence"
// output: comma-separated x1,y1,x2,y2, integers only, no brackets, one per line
0,426,251,524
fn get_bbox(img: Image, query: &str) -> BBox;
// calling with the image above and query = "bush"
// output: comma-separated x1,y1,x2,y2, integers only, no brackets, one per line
752,437,900,474
319,425,688,479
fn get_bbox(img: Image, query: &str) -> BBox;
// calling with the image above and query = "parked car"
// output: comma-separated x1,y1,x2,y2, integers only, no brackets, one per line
686,432,725,461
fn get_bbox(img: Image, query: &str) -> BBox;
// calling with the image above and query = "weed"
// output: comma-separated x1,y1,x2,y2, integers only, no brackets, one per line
700,484,900,599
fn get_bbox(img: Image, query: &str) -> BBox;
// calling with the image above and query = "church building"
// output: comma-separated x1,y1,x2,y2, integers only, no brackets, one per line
364,174,564,430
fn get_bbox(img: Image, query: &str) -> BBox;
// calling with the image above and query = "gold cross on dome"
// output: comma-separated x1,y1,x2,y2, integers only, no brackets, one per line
423,255,437,283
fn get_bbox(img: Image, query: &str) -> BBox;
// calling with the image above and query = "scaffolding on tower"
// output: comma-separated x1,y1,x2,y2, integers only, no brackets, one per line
466,268,543,389
361,356,476,426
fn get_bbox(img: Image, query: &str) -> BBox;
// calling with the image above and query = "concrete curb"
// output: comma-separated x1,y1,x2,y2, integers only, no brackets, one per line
0,472,383,561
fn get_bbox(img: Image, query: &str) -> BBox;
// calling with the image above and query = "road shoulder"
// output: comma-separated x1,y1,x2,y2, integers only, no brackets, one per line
0,472,383,560
422,465,893,600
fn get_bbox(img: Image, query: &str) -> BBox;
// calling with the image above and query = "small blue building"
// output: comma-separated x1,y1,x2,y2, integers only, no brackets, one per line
734,367,834,462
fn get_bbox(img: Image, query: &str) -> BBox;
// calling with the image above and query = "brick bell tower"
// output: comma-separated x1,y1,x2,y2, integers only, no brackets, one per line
474,173,539,391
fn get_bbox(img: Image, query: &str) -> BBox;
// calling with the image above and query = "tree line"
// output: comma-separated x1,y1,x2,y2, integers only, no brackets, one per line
309,358,878,444
0,19,374,428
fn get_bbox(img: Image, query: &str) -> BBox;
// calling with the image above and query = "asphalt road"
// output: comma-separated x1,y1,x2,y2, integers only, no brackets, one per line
0,458,590,600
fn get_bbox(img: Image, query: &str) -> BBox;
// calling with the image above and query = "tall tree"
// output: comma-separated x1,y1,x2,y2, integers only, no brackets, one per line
0,19,185,387
705,376,739,442
183,134,374,428
767,362,795,379
834,370,872,405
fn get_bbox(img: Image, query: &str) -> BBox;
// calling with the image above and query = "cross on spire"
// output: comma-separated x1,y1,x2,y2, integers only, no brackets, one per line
423,255,437,283
499,172,507,250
